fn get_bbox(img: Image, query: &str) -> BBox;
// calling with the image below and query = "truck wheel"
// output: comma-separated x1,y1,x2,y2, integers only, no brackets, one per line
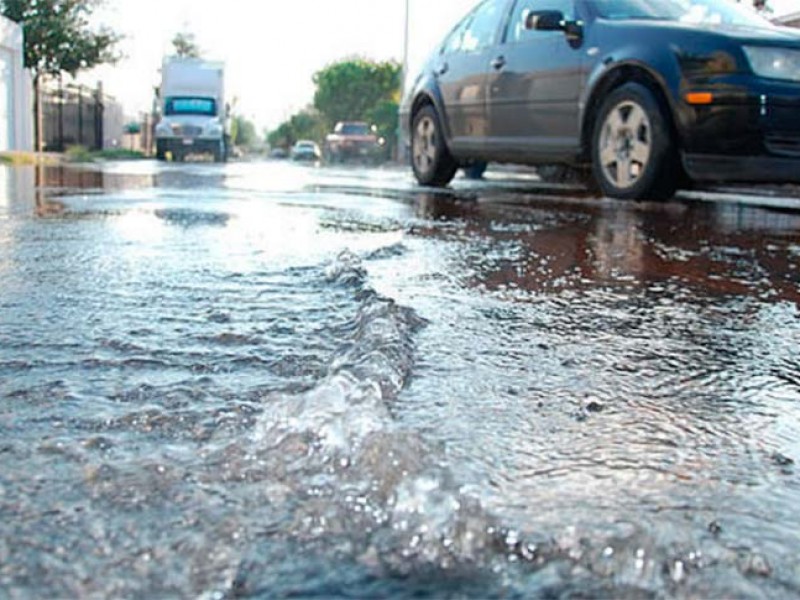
155,141,166,161
591,83,678,200
411,105,457,187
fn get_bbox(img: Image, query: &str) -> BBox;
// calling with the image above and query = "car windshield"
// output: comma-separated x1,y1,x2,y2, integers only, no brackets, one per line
337,123,370,136
165,97,217,117
588,0,772,27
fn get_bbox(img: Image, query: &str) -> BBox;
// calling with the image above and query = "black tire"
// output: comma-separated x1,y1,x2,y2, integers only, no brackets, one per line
155,140,166,161
411,105,458,187
213,144,224,163
463,161,488,180
591,83,679,200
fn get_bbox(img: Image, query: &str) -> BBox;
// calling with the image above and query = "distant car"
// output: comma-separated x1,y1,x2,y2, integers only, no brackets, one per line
269,148,289,160
401,0,800,199
323,122,383,163
291,140,322,162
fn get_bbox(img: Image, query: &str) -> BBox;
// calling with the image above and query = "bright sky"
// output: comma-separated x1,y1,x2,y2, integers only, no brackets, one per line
84,0,796,131
84,0,478,131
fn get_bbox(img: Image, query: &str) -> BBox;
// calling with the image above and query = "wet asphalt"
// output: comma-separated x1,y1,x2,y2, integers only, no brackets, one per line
0,159,798,599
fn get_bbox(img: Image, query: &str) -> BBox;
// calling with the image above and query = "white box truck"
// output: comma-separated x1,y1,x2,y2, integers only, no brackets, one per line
154,57,228,162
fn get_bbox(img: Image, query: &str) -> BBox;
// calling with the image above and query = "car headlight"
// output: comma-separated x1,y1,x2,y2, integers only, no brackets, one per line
743,46,800,82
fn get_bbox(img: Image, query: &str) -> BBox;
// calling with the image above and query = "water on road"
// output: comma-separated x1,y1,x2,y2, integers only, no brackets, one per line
1,161,799,598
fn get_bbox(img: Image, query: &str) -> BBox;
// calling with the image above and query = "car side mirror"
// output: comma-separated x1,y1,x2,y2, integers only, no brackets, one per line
525,10,565,32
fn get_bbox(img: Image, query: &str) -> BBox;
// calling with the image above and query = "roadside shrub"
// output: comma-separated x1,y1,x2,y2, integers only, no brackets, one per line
65,145,94,163
0,152,41,166
93,149,146,161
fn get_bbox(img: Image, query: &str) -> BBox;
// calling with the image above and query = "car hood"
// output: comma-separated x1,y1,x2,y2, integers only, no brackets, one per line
610,18,800,47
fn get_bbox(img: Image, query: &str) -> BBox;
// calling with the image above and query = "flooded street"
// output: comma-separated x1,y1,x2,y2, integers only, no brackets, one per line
1,160,799,599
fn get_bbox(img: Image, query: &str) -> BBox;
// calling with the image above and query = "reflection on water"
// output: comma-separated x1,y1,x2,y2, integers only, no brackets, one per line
409,190,800,303
0,165,35,217
0,161,798,598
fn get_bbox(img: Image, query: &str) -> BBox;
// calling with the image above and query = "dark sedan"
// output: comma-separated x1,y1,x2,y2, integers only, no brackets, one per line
401,0,800,199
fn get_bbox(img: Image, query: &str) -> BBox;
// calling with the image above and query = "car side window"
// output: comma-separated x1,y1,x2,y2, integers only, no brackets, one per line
460,0,506,53
442,12,473,54
506,0,576,44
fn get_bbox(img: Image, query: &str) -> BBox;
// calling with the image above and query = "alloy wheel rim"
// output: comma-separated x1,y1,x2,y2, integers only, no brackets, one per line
413,116,437,175
599,100,652,190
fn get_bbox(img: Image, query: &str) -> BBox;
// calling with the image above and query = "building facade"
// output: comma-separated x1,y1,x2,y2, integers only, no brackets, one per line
0,16,33,151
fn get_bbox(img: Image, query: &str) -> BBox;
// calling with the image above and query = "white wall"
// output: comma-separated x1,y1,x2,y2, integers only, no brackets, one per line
0,16,33,151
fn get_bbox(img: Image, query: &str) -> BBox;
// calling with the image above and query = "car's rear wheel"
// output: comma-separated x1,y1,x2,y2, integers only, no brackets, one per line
412,105,458,187
591,83,678,200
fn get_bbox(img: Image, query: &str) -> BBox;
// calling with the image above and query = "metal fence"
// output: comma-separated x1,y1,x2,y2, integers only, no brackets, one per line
41,82,104,152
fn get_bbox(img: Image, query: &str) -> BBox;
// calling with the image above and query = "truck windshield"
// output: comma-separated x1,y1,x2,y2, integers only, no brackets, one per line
165,97,217,117
587,0,771,27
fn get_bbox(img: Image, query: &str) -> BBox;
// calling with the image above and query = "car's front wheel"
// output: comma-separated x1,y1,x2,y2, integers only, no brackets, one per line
591,83,679,200
411,105,457,187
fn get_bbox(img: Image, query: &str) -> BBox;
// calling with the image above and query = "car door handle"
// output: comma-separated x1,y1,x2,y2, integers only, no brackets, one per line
491,56,506,71
436,62,449,76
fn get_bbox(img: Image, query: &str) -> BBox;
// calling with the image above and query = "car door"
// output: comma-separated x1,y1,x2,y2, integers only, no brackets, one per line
486,0,584,158
436,0,510,154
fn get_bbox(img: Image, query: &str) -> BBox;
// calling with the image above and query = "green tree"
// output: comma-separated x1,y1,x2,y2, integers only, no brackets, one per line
267,109,327,149
267,122,292,150
368,99,399,158
172,31,201,58
288,110,327,142
231,115,257,149
1,0,120,148
737,0,771,13
313,59,401,126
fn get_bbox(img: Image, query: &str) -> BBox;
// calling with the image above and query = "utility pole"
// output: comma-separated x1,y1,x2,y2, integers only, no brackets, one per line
403,0,410,88
398,0,410,163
